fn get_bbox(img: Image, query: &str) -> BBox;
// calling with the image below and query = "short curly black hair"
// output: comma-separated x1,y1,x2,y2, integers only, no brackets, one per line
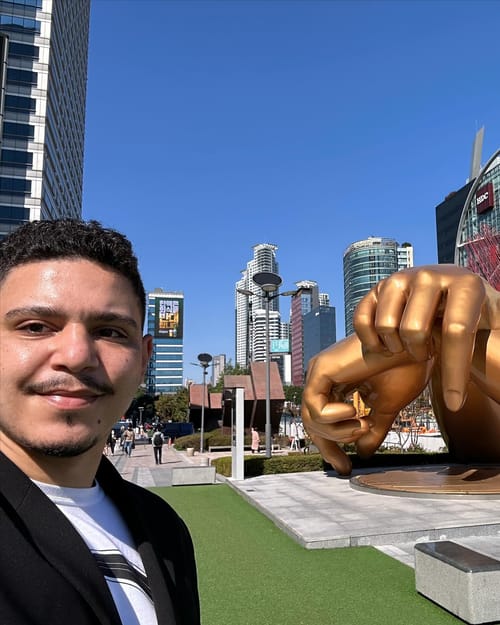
0,219,146,322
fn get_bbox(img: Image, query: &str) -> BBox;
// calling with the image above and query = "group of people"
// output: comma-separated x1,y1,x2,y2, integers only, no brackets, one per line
0,217,498,625
104,424,170,465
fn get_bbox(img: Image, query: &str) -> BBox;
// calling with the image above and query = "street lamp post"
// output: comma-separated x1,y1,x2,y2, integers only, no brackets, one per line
237,277,298,458
197,352,212,453
252,272,282,458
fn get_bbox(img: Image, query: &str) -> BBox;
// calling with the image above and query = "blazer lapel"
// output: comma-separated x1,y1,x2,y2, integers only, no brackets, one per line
0,453,121,625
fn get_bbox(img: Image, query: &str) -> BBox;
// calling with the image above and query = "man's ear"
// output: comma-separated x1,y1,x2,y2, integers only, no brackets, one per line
141,334,153,373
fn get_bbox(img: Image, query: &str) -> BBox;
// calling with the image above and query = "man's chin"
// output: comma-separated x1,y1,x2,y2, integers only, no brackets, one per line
26,436,99,458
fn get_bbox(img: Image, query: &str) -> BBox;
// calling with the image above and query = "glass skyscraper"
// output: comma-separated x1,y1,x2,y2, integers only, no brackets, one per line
0,0,90,239
343,237,414,336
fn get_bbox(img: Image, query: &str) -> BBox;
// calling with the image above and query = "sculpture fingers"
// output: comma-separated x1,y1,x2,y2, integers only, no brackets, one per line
302,397,371,476
439,274,485,411
355,410,400,458
307,432,353,476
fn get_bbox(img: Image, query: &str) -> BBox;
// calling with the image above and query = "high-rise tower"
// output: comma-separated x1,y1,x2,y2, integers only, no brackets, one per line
289,281,336,385
0,0,90,239
146,288,184,394
343,237,414,336
235,243,280,367
290,280,319,385
303,304,336,376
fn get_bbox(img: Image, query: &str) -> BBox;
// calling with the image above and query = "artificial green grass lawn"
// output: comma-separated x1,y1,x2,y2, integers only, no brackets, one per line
152,484,462,625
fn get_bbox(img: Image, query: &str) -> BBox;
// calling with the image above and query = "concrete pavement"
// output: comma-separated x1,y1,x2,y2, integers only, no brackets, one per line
106,439,210,487
108,443,500,568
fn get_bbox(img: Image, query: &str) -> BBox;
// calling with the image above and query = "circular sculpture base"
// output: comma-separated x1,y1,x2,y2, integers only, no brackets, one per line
350,465,500,499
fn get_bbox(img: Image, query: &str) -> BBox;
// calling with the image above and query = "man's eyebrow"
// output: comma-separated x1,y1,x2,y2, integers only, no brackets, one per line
91,312,139,330
4,307,139,329
5,306,58,320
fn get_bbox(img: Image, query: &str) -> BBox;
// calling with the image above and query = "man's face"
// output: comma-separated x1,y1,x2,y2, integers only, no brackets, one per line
0,259,152,460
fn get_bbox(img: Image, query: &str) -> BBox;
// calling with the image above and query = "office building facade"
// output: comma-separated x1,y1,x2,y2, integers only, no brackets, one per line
435,181,475,264
146,288,184,394
235,243,281,367
455,150,500,290
343,237,414,336
0,0,90,239
211,354,226,386
289,281,336,385
290,280,319,385
303,305,337,376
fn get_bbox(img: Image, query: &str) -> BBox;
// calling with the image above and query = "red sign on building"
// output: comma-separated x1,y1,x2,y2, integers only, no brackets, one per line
476,182,495,214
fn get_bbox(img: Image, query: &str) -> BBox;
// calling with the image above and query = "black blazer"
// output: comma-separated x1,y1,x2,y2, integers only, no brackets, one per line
0,452,200,625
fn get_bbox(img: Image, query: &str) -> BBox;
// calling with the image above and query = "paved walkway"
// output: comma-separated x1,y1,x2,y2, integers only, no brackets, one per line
107,440,206,487
108,443,500,568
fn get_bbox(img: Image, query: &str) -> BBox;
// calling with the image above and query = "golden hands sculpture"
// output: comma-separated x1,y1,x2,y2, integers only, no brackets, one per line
302,265,500,476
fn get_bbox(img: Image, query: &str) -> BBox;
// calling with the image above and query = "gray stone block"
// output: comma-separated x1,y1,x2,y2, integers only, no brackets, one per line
415,541,500,624
171,466,216,486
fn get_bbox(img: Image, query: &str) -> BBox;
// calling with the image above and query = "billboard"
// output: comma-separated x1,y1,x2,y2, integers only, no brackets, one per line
476,182,495,214
270,338,290,353
154,297,183,339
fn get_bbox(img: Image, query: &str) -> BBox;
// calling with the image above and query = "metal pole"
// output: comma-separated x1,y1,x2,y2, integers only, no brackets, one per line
265,293,271,458
231,387,245,480
200,365,206,453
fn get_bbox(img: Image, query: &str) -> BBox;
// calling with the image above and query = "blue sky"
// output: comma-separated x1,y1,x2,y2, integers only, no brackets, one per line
83,0,500,383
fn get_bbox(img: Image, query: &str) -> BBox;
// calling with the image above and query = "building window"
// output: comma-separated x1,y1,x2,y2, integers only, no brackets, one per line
4,94,36,111
1,0,42,6
0,15,41,34
3,121,34,139
0,204,29,220
7,41,39,60
0,177,31,195
7,68,37,85
1,149,32,167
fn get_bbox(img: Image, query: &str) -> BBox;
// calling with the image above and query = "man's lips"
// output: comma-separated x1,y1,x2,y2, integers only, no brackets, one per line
25,377,114,398
37,389,106,409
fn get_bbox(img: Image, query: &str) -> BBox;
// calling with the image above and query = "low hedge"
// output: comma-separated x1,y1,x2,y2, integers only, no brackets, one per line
174,431,251,451
212,451,454,478
212,453,324,477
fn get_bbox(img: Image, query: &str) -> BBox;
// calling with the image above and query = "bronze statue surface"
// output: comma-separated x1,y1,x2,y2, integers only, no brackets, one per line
302,265,500,476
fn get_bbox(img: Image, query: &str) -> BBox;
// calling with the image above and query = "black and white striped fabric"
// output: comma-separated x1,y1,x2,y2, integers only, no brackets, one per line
34,479,158,625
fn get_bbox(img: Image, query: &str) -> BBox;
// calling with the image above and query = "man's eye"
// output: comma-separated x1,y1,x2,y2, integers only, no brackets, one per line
97,328,127,339
20,322,50,334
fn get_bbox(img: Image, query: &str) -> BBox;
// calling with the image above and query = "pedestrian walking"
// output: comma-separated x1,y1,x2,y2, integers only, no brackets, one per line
106,430,116,455
152,428,164,465
251,427,261,454
122,425,135,456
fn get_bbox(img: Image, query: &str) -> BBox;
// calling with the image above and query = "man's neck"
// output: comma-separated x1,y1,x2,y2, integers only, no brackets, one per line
0,438,102,488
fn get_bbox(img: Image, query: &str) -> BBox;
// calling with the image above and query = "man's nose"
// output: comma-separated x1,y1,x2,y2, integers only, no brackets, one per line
50,325,99,372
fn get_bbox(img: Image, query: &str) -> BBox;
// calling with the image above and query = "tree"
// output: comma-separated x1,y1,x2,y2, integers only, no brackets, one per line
155,387,189,422
283,385,303,407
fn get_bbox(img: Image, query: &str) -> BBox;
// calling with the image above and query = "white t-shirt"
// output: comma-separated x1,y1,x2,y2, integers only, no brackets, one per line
34,480,158,625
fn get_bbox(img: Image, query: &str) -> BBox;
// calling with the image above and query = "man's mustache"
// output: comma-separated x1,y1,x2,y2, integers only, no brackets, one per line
24,375,114,396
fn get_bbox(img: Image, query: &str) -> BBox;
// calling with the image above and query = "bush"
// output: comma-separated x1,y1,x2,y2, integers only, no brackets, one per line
212,453,325,478
174,430,251,451
211,451,455,478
